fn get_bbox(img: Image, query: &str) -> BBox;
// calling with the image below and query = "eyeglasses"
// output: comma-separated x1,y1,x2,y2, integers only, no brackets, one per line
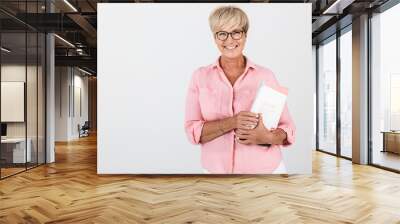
215,30,244,41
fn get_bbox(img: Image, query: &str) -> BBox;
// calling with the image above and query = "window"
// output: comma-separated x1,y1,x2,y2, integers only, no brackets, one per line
0,1,47,179
318,37,337,154
340,29,352,158
370,2,400,171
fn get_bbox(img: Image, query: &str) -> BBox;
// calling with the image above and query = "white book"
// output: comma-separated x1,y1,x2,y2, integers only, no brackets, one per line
251,81,288,129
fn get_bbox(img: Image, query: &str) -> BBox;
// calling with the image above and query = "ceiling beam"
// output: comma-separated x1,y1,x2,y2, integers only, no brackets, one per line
322,0,356,14
55,55,96,71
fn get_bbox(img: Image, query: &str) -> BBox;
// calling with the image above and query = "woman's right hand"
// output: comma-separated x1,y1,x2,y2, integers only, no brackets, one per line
233,111,259,130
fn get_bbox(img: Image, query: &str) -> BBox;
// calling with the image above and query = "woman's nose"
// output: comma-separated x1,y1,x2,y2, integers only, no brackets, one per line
225,34,235,43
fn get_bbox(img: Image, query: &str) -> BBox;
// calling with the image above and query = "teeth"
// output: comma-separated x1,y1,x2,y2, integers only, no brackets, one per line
225,45,237,50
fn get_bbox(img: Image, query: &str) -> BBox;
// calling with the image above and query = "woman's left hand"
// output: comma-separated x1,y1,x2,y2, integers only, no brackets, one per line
234,114,271,145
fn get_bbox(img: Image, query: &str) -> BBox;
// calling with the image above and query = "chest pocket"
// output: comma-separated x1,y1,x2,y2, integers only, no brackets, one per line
198,87,222,119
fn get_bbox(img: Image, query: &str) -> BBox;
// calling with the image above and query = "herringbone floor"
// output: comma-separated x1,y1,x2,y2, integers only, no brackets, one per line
1,134,400,224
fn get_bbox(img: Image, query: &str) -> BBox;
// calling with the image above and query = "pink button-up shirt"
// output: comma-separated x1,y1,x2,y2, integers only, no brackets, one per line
184,57,295,174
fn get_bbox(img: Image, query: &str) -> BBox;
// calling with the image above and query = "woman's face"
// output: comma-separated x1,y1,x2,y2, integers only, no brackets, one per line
214,26,247,60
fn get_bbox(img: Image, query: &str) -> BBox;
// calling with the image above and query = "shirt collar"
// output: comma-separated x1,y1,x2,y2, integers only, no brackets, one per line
212,56,256,72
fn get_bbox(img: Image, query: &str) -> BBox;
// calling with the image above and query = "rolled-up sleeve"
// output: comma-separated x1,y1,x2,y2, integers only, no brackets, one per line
264,68,296,147
184,70,205,145
277,102,296,147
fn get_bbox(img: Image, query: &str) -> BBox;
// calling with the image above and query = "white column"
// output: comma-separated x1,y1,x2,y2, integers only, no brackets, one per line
46,33,55,163
46,1,55,163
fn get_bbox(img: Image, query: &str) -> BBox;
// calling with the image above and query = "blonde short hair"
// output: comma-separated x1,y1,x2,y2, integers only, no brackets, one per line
209,6,249,34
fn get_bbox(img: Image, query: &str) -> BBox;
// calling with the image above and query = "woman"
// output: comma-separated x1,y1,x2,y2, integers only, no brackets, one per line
184,6,295,174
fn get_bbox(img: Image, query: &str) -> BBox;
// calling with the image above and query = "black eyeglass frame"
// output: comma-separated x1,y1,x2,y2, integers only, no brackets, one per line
214,30,245,41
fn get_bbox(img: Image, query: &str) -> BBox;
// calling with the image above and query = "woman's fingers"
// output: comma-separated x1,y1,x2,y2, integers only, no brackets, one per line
238,121,257,129
233,111,260,129
238,124,253,130
235,127,256,145
239,120,258,126
235,132,249,139
235,129,249,135
236,138,251,145
238,112,259,125
240,117,259,123
238,118,258,125
239,111,259,118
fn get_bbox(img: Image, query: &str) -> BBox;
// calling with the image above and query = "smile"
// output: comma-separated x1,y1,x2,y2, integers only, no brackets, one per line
224,45,238,50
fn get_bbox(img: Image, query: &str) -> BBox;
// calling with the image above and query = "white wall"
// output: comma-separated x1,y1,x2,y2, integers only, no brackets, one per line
55,66,69,141
98,3,313,174
55,67,89,141
71,72,89,138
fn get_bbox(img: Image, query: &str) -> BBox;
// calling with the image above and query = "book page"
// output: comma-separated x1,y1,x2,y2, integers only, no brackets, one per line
251,82,287,129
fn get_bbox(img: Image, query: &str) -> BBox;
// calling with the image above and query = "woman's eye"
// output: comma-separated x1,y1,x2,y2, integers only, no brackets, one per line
233,31,242,36
218,32,228,38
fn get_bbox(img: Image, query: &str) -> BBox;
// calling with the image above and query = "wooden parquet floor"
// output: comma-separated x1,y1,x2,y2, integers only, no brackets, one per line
1,134,400,224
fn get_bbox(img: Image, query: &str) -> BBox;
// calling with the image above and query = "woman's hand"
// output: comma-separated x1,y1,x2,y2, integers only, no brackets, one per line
233,111,259,130
234,114,270,145
234,114,288,145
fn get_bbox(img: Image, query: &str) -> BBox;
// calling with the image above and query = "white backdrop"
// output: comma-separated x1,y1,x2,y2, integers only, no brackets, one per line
98,3,313,174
